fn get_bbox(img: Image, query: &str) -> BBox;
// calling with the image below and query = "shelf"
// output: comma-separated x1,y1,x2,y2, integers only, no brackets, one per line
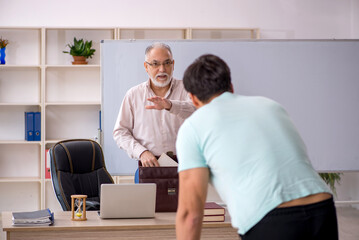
0,177,41,183
190,28,260,39
0,144,41,178
45,66,100,103
45,139,95,145
46,27,116,30
0,28,41,65
45,28,115,65
119,28,188,39
0,105,41,141
45,102,101,106
0,140,41,145
45,105,100,140
0,181,41,212
45,140,64,144
0,102,41,106
45,65,100,68
0,65,41,68
0,27,41,30
0,67,41,103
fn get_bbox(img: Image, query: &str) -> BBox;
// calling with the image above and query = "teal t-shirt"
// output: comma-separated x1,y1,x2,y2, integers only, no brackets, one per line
176,92,331,235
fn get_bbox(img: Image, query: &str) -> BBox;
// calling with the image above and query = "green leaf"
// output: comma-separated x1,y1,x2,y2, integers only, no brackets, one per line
319,172,342,196
63,38,96,58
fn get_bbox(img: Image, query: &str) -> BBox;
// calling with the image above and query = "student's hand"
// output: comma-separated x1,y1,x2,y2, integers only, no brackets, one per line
146,96,172,110
140,151,160,167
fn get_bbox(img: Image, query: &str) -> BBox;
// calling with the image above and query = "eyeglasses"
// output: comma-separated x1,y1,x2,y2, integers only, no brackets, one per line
145,60,173,69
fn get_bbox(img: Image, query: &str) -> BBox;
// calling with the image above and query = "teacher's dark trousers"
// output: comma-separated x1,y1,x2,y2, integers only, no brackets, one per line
240,198,338,240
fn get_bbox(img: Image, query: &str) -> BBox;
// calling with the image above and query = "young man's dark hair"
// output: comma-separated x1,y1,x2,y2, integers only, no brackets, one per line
183,54,232,102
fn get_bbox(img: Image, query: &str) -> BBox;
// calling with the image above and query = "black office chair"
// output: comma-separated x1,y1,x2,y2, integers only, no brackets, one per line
49,139,114,211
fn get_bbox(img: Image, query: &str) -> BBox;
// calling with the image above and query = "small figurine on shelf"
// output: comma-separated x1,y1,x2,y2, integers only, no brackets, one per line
63,37,96,65
0,36,9,65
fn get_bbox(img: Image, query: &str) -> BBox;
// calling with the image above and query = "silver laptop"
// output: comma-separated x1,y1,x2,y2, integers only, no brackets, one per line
99,183,156,219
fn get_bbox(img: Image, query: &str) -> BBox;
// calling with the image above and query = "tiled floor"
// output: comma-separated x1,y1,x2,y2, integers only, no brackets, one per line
337,206,359,240
1,206,359,240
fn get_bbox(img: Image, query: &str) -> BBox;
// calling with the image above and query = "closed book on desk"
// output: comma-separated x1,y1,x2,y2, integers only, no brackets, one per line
203,214,225,222
204,202,225,215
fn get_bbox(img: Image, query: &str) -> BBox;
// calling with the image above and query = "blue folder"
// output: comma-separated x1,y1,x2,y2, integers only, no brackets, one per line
25,112,34,141
34,112,41,141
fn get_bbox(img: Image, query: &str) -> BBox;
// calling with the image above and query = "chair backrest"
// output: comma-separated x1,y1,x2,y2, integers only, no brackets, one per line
50,139,114,211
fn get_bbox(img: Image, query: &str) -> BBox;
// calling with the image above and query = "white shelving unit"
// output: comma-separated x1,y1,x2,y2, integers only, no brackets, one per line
118,28,189,39
0,27,115,212
190,28,260,39
0,27,43,213
0,26,259,212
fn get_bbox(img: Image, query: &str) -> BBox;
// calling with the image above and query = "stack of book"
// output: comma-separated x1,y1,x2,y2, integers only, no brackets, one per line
12,208,54,226
203,202,225,222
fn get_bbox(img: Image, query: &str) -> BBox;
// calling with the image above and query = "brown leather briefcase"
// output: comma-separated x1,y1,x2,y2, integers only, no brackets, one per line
138,155,178,212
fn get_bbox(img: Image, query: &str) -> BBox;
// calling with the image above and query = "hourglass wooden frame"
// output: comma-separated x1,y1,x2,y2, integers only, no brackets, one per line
71,195,87,221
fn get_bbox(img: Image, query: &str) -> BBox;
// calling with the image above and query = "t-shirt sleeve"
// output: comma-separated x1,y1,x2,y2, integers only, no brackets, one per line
176,120,208,172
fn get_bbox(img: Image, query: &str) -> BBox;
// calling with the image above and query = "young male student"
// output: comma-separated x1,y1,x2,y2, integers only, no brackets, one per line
175,54,338,240
113,43,195,171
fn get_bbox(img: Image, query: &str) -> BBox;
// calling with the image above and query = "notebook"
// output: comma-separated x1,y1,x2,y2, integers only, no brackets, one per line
99,183,156,219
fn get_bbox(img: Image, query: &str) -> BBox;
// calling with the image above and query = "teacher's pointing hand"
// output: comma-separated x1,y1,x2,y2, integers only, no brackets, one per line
146,96,172,111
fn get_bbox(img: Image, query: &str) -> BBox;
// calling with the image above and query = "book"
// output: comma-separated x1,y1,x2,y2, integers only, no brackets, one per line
12,208,54,226
203,214,225,222
204,202,225,216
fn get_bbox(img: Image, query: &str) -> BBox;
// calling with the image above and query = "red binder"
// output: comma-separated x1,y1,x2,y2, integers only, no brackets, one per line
45,149,51,179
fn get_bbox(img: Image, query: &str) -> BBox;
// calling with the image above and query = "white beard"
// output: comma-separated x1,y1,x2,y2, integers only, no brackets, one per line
149,73,172,87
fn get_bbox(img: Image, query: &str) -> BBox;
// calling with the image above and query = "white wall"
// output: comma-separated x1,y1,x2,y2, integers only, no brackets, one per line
1,0,358,203
1,0,358,38
353,0,359,37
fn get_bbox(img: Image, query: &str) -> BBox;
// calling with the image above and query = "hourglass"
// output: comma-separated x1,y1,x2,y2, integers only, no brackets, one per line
71,195,87,221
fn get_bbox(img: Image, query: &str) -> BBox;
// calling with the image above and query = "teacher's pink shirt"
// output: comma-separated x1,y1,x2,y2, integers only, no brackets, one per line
113,78,195,160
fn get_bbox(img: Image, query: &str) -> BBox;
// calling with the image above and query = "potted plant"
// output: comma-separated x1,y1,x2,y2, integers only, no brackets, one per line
63,37,96,65
0,36,9,64
319,172,342,196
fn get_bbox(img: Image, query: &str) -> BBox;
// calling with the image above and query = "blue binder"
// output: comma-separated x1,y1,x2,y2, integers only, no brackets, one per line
34,112,41,141
25,112,34,141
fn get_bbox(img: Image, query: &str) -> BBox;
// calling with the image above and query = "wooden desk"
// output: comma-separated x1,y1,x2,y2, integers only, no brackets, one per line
2,211,239,240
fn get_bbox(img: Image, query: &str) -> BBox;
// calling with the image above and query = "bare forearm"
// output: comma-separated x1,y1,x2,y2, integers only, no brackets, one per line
176,168,209,240
176,210,203,240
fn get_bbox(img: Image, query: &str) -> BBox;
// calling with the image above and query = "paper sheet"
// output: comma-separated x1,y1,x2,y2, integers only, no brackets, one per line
157,153,178,167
